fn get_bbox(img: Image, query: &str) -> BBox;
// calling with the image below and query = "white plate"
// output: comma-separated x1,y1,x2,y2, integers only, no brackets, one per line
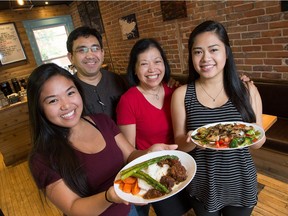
191,121,265,150
114,150,196,204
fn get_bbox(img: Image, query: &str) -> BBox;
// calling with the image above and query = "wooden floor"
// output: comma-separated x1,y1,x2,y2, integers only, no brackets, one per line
0,161,62,216
0,161,287,216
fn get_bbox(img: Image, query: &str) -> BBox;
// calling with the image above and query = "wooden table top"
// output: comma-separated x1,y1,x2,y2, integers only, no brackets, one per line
262,114,277,132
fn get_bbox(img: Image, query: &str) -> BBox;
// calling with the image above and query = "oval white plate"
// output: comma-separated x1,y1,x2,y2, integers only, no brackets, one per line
114,150,196,204
191,121,265,150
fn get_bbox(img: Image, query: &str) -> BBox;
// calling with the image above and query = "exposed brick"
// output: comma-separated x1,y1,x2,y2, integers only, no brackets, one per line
254,1,278,9
237,65,252,71
253,65,273,71
261,30,282,37
248,23,268,31
264,59,282,65
270,21,288,29
273,66,288,73
274,37,288,44
245,59,263,65
262,45,284,51
283,29,288,36
233,2,254,13
266,5,282,14
267,52,288,58
258,14,281,23
242,46,261,52
252,38,273,45
262,72,282,79
235,58,244,65
247,9,266,19
245,52,266,58
242,32,261,39
234,39,252,46
1,0,287,82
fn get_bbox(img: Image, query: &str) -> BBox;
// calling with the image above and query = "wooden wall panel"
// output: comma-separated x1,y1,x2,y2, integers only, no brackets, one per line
0,4,72,90
0,102,31,166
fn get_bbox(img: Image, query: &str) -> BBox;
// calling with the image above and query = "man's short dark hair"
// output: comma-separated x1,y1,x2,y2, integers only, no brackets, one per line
66,26,103,53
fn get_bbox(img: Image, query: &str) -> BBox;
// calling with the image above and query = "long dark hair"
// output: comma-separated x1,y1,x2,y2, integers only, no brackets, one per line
188,20,256,122
127,38,171,86
27,63,90,197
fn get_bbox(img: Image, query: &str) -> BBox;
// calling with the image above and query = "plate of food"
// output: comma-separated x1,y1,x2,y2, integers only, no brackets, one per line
114,150,196,204
191,121,265,150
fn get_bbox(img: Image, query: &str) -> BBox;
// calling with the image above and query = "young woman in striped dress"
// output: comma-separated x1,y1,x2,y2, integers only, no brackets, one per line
171,20,266,216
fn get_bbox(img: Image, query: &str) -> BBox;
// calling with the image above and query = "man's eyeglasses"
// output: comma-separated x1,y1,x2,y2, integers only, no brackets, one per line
73,45,101,54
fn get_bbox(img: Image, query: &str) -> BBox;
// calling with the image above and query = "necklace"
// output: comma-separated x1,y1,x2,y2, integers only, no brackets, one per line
199,82,223,102
141,85,161,100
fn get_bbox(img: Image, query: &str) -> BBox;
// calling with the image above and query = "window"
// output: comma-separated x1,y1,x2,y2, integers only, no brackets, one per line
23,15,73,69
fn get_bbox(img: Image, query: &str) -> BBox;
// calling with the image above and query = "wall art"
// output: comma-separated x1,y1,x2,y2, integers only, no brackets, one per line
77,1,104,34
119,14,139,40
160,1,187,21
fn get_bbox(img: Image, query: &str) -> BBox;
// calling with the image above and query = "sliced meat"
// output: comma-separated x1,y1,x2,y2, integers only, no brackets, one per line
160,175,175,190
143,189,164,199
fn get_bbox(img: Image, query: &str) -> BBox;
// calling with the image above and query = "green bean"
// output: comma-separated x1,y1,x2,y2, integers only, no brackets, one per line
132,171,169,194
120,155,178,180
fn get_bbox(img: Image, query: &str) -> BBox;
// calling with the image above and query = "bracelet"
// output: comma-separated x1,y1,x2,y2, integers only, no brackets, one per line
105,189,114,203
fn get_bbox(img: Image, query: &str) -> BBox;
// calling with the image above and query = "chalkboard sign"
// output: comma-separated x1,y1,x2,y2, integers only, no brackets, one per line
0,22,26,65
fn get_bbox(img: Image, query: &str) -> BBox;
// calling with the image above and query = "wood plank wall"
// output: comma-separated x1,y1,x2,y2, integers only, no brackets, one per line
0,5,76,166
0,5,72,85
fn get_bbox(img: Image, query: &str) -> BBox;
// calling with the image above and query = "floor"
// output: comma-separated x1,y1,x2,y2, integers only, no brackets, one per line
0,161,287,216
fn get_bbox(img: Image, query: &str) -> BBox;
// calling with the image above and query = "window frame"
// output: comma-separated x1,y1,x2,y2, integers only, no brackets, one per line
22,15,74,66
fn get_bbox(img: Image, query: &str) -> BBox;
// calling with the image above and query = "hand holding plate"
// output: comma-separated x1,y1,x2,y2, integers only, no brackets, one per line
186,130,205,149
147,143,178,152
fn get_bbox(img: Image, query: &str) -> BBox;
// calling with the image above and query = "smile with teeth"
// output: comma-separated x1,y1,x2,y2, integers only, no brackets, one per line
201,65,214,69
146,74,159,79
86,62,97,65
61,110,75,118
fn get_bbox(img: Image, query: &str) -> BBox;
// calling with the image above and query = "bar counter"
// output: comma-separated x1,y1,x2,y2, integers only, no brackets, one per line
0,100,31,166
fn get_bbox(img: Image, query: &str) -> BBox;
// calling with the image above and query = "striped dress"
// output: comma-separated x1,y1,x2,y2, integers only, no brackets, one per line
185,83,257,212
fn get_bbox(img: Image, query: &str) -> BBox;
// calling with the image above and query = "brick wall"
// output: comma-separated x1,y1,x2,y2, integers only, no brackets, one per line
0,1,287,83
90,0,288,80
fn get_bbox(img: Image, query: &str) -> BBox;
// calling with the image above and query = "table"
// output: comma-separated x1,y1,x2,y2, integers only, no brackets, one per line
262,114,277,132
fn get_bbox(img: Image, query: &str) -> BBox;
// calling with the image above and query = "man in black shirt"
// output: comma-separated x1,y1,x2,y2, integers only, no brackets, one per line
67,26,129,121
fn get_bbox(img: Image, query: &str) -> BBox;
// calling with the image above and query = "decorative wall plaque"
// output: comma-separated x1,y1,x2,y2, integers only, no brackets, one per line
119,14,139,40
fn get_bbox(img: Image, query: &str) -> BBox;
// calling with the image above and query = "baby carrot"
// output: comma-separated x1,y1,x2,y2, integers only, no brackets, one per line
123,176,137,184
131,180,140,195
122,183,133,193
114,179,123,184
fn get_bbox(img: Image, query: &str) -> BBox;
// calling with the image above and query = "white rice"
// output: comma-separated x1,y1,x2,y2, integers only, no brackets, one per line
137,163,170,194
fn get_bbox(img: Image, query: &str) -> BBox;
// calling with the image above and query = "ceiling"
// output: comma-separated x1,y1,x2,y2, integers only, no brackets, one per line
0,1,73,11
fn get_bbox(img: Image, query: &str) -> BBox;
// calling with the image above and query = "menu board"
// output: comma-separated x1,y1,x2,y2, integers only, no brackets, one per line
0,22,26,65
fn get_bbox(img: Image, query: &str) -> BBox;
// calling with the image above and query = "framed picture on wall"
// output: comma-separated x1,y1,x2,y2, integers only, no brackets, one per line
119,14,139,40
77,1,105,34
0,22,26,65
160,1,187,21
